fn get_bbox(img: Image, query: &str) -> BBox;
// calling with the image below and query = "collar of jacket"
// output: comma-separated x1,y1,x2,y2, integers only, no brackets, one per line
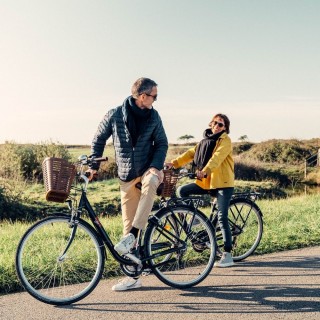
122,96,154,123
203,128,225,140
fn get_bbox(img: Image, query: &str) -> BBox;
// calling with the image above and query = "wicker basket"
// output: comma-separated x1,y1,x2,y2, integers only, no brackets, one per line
160,169,179,198
42,157,76,203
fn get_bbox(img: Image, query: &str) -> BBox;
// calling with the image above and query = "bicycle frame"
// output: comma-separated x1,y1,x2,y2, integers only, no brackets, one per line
66,190,136,266
60,162,213,269
208,192,261,222
66,187,189,268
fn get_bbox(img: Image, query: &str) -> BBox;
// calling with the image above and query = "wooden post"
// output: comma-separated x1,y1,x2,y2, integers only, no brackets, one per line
304,159,307,179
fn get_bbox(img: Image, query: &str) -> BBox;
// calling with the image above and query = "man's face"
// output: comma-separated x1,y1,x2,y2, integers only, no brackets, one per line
137,86,158,109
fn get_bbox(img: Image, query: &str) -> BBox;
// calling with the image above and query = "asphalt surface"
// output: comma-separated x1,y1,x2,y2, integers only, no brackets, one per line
1,246,319,320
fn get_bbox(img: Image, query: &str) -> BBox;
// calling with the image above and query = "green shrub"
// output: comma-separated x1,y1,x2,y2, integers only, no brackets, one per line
233,142,255,155
242,139,312,165
0,179,44,221
98,161,118,180
234,157,291,187
0,141,71,182
305,167,320,185
0,142,22,180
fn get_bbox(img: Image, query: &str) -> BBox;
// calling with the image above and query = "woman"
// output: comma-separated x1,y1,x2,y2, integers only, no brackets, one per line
165,113,235,267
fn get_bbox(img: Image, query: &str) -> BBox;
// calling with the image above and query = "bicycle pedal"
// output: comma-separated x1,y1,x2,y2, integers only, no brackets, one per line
142,268,152,276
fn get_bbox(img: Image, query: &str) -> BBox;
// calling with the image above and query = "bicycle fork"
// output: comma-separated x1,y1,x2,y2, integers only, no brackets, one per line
57,217,79,262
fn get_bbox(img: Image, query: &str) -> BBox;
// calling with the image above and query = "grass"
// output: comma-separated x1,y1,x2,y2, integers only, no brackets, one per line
1,193,320,295
257,194,320,252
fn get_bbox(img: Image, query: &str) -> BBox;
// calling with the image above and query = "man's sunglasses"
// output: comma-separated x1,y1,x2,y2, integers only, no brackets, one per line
212,121,224,128
144,93,157,101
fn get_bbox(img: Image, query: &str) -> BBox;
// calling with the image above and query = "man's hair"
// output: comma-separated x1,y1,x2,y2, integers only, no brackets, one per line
131,77,157,98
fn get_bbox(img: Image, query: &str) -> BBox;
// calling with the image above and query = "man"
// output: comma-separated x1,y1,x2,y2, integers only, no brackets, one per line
87,77,168,291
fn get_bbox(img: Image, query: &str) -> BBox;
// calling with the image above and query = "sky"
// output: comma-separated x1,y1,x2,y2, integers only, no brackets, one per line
1,0,319,145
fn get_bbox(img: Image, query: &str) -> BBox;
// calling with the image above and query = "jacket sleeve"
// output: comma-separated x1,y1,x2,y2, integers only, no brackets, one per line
149,118,169,170
171,145,197,169
202,135,232,175
89,110,113,169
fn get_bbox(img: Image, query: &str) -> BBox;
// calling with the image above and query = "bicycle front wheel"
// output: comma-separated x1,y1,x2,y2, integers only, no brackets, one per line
144,205,216,289
215,198,263,261
15,215,105,305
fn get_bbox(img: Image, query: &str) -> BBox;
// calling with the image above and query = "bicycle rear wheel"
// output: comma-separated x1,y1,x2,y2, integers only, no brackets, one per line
15,215,105,305
144,205,216,289
215,198,263,261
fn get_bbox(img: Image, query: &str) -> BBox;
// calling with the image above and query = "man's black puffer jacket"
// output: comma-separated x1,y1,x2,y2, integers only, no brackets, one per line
90,96,168,182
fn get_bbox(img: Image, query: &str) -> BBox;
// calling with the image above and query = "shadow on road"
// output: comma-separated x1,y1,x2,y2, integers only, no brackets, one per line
58,254,320,315
237,253,320,270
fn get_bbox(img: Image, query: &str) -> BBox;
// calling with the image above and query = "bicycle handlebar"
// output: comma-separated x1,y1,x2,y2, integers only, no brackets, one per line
75,155,108,191
78,155,108,166
175,168,206,180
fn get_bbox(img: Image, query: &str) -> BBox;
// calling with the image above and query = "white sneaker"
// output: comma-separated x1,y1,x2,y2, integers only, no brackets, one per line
112,277,142,291
114,233,136,255
214,252,235,268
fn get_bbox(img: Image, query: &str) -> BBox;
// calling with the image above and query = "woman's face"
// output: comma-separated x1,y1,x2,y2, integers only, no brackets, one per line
210,116,225,134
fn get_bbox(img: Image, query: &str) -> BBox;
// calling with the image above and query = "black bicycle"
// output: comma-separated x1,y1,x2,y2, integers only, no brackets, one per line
15,156,216,306
159,168,263,261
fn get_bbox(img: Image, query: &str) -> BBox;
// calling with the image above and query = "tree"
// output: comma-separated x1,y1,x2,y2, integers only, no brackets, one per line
238,135,249,142
178,134,194,143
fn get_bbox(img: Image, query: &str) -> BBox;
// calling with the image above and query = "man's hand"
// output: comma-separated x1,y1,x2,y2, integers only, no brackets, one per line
149,167,164,182
85,168,98,181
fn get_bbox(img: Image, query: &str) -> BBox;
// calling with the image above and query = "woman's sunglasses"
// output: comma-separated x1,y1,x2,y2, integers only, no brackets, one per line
212,121,224,128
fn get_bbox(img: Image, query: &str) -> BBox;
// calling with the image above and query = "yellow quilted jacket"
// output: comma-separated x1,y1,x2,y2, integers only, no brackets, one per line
171,132,234,189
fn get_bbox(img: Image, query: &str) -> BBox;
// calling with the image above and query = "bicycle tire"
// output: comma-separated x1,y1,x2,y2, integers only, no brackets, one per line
144,205,216,289
214,198,263,261
15,215,105,305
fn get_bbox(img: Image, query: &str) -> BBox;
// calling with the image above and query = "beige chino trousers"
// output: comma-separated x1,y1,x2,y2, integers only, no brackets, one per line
119,168,163,235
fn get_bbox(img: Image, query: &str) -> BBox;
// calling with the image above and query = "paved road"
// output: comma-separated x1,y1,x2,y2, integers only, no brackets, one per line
1,246,319,320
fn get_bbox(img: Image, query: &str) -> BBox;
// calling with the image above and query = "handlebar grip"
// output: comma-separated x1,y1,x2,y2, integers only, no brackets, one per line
93,156,108,162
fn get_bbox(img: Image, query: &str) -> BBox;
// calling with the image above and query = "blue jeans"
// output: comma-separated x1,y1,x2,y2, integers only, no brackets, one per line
177,183,234,252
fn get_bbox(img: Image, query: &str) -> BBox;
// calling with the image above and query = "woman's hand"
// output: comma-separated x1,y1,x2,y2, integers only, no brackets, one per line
196,170,207,179
164,162,174,169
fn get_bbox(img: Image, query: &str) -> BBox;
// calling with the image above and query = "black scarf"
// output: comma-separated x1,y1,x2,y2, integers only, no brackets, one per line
193,129,225,171
126,97,152,147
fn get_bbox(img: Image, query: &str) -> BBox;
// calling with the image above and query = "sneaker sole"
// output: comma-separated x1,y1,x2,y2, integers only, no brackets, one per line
112,284,142,291
214,262,235,268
